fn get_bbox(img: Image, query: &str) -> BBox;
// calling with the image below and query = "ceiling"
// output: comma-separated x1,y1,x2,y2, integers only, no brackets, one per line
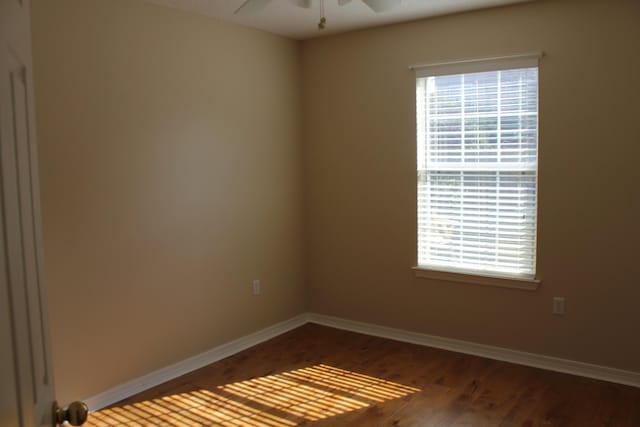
142,0,532,40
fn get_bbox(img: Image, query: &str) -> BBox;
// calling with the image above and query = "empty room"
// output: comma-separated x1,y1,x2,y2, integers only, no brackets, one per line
1,0,639,426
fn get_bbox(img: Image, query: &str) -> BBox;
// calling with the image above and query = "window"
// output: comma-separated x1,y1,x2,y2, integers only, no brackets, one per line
414,54,540,282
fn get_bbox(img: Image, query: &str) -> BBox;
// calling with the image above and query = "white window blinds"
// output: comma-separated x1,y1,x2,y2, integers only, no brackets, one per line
416,58,539,279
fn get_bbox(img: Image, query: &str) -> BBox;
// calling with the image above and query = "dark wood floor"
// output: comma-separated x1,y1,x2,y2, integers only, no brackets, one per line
86,323,640,426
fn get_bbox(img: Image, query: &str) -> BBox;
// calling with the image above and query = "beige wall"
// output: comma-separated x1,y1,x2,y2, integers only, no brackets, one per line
31,0,305,403
302,0,640,372
32,0,640,405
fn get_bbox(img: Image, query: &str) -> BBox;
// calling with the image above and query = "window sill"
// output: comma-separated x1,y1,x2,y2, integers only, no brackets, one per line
412,267,541,291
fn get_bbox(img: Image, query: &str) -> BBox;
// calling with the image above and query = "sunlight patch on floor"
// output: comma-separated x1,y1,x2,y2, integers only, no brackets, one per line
85,364,420,426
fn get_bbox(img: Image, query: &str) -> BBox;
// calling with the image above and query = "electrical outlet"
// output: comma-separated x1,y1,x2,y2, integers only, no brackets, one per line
553,297,565,315
252,279,261,295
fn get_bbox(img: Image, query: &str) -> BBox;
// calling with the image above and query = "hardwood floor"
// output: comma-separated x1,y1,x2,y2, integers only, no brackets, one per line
86,324,640,426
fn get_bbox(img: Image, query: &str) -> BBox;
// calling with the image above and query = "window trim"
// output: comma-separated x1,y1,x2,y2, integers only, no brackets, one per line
409,51,544,76
412,266,541,291
412,52,544,288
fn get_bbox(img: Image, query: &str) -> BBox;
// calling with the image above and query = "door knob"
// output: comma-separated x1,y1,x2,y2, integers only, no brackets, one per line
53,400,89,426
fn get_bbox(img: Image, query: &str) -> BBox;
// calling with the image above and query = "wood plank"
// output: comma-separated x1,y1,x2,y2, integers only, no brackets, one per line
85,324,640,426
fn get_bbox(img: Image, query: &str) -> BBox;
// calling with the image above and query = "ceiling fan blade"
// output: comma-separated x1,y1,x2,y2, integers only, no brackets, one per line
362,0,401,12
234,0,273,16
290,0,320,8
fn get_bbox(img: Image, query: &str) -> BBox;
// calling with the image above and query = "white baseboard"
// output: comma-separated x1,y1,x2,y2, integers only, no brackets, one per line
84,311,639,411
84,314,309,411
306,313,640,389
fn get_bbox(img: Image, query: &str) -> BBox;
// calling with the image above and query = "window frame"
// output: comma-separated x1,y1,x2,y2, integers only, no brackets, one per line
411,52,543,290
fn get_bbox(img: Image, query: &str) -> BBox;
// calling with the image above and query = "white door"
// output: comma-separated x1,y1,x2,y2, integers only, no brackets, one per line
1,0,86,426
